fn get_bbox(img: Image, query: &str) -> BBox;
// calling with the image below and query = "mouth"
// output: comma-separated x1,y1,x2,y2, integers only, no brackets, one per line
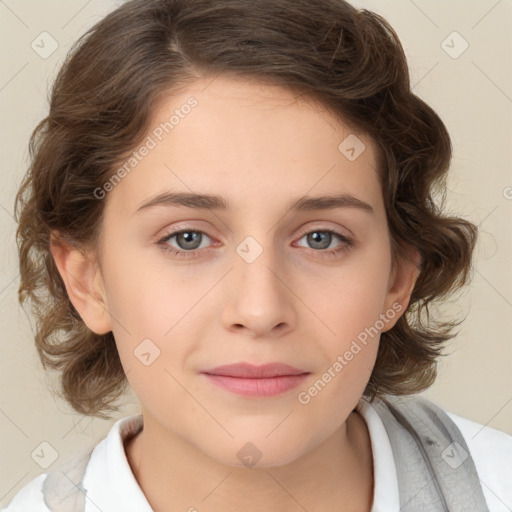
200,362,310,397
201,362,308,378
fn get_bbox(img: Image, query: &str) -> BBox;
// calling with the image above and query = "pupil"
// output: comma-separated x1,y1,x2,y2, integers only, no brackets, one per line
179,231,200,249
309,231,329,249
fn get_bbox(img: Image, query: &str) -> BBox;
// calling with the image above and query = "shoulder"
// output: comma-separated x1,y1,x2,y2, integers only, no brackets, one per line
361,393,512,510
1,447,92,512
1,473,51,511
382,393,512,510
1,427,98,511
446,409,512,511
2,414,145,512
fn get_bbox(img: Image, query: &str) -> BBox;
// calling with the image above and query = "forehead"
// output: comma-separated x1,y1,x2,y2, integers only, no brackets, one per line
105,76,382,218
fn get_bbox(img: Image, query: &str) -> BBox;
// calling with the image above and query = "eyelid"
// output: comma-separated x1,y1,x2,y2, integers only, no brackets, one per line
155,221,217,241
295,222,353,239
156,221,352,244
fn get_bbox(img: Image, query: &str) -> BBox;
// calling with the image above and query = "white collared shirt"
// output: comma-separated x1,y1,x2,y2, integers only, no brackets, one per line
3,398,511,511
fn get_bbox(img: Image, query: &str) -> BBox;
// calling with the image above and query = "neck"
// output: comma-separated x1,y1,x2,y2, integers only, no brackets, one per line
125,409,373,512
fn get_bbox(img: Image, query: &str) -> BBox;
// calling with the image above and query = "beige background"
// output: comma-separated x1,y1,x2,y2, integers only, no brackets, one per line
1,0,511,506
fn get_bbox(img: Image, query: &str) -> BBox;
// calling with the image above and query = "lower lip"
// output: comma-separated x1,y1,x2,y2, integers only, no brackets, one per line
201,373,309,397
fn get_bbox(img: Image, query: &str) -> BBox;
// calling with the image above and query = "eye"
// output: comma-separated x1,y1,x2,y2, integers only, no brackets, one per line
157,229,214,259
156,226,354,259
295,228,354,257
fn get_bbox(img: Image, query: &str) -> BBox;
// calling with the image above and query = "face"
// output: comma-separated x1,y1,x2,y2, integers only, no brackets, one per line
61,76,418,468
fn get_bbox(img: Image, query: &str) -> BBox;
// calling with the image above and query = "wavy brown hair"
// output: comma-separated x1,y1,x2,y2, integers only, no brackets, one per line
14,0,477,419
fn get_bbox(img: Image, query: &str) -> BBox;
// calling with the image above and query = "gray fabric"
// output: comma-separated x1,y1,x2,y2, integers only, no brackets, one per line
42,450,91,512
371,394,490,512
40,395,490,511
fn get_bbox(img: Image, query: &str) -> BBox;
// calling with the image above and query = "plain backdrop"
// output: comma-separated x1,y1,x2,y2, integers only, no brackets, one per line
1,0,511,507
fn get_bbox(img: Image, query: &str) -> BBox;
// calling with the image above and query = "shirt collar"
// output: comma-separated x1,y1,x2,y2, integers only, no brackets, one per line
82,398,400,512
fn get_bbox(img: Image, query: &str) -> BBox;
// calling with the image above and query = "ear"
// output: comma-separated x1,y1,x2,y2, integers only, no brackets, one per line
381,245,422,332
49,232,112,335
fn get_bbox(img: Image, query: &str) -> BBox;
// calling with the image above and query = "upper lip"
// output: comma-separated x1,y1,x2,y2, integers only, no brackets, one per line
201,363,309,378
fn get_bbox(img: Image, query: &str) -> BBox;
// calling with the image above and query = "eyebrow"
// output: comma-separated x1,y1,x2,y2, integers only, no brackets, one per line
133,191,374,215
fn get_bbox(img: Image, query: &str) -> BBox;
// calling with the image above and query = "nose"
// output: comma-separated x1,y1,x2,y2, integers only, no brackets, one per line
221,236,296,338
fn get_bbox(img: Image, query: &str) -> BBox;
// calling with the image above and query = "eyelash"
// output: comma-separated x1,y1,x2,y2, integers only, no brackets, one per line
157,226,354,260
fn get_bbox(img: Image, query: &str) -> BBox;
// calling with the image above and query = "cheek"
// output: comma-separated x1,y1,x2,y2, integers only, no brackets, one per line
298,261,389,416
99,247,212,397
308,235,392,380
316,235,392,330
101,239,199,336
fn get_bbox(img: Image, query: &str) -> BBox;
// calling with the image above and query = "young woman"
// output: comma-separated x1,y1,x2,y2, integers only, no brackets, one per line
5,0,511,510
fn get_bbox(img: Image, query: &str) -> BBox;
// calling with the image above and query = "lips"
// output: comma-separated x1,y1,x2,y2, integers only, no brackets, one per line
200,363,310,397
201,362,309,378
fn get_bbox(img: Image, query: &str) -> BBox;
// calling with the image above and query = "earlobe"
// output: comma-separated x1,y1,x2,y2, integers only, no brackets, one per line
382,247,422,331
49,233,112,335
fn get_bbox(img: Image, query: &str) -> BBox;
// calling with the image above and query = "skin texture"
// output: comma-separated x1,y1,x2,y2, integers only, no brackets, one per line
50,76,420,512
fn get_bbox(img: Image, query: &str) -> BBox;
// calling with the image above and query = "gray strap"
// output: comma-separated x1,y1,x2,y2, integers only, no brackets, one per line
42,449,91,512
371,394,490,512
